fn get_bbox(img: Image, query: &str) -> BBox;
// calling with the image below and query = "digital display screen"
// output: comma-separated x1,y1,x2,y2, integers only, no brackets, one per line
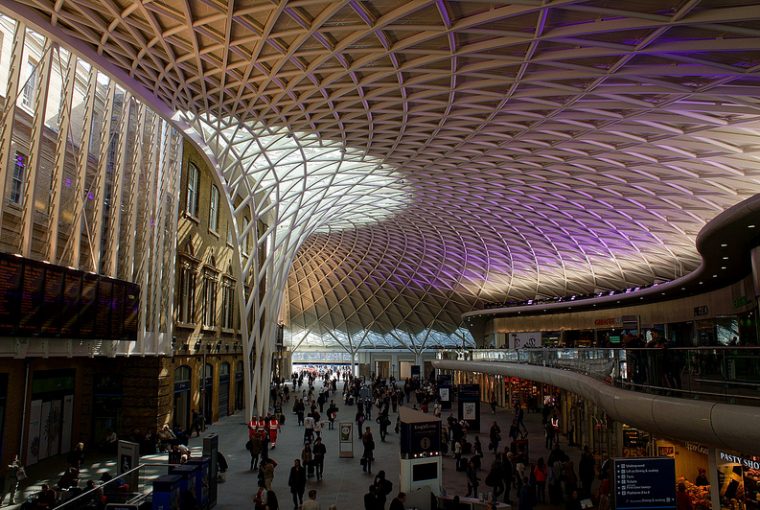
412,462,438,482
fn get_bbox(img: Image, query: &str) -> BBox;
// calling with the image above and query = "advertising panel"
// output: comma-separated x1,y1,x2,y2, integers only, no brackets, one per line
509,332,542,349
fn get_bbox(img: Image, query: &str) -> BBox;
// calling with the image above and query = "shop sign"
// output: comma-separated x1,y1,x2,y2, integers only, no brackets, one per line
623,429,640,447
686,442,709,456
733,296,750,309
594,317,622,327
719,452,760,470
614,457,676,510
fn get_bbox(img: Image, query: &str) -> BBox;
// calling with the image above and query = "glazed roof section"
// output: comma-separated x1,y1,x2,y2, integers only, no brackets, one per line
10,0,760,348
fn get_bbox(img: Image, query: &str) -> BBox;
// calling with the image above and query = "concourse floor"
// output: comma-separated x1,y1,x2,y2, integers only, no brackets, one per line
5,381,589,510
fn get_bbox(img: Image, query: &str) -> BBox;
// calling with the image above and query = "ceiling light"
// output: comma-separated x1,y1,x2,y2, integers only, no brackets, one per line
749,224,756,229
722,256,729,260
721,266,726,270
721,243,728,247
713,274,718,278
699,281,704,285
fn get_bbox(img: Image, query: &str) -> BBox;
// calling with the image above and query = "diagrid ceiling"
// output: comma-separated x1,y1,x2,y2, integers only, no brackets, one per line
11,0,760,349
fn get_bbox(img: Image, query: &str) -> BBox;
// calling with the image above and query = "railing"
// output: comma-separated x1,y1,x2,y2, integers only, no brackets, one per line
38,462,180,510
439,347,760,405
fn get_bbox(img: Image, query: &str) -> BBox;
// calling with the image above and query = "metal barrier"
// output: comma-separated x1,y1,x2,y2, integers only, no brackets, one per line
49,462,181,510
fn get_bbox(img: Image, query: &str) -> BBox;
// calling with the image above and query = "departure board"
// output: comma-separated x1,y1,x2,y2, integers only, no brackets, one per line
0,252,139,340
18,262,45,335
60,274,82,336
94,280,113,339
78,274,98,337
0,255,23,334
40,266,65,335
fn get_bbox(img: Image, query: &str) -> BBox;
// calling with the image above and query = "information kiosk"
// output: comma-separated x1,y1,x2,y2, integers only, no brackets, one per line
399,407,442,510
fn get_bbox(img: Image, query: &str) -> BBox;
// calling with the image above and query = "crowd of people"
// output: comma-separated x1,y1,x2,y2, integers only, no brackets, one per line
0,444,137,510
1,367,611,510
248,370,419,510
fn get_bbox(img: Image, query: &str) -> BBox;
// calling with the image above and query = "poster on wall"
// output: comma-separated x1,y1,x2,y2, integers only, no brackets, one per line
718,452,760,510
61,394,74,454
49,399,62,457
509,332,542,349
463,402,477,421
27,400,42,464
339,422,354,457
39,401,52,461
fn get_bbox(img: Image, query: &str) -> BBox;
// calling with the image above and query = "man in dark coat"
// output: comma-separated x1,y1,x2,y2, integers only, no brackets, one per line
287,459,306,510
389,492,407,510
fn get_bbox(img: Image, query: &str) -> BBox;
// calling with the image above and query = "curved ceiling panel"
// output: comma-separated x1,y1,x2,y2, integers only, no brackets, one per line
11,0,760,348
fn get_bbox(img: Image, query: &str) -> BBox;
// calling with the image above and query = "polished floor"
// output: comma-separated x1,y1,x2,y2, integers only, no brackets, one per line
7,381,589,509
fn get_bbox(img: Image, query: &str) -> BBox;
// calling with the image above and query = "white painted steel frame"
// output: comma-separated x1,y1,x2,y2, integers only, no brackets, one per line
0,20,182,359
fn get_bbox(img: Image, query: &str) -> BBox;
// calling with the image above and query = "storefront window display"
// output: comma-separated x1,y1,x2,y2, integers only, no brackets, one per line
656,440,712,510
717,451,760,510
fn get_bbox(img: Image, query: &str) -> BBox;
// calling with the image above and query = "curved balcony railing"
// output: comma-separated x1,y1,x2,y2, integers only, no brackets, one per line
438,347,760,406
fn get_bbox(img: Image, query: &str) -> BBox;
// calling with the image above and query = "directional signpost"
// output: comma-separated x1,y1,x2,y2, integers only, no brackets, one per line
614,457,676,510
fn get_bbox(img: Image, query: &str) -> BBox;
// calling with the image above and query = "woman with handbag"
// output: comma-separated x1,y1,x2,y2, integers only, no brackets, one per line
362,427,375,474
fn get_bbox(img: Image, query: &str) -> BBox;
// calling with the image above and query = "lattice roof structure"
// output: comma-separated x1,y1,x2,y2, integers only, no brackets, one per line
9,0,760,355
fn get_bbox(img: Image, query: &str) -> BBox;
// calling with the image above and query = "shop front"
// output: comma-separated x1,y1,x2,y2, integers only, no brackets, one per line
656,440,713,510
716,450,760,510
27,369,75,464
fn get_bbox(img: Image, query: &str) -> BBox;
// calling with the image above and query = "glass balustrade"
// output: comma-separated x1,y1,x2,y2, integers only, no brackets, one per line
438,347,760,405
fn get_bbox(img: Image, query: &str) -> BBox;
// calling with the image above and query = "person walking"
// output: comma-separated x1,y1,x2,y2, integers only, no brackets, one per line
389,492,407,510
465,458,480,498
248,433,263,471
373,470,393,508
302,441,314,478
302,489,321,510
485,460,504,501
489,421,501,455
261,458,276,490
518,477,534,510
534,457,548,504
288,459,307,510
502,452,515,504
362,427,375,474
364,484,380,510
579,446,596,498
312,437,327,481
0,455,23,506
377,412,390,442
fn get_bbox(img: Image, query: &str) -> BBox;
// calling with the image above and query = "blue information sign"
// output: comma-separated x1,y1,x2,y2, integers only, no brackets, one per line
614,457,676,510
